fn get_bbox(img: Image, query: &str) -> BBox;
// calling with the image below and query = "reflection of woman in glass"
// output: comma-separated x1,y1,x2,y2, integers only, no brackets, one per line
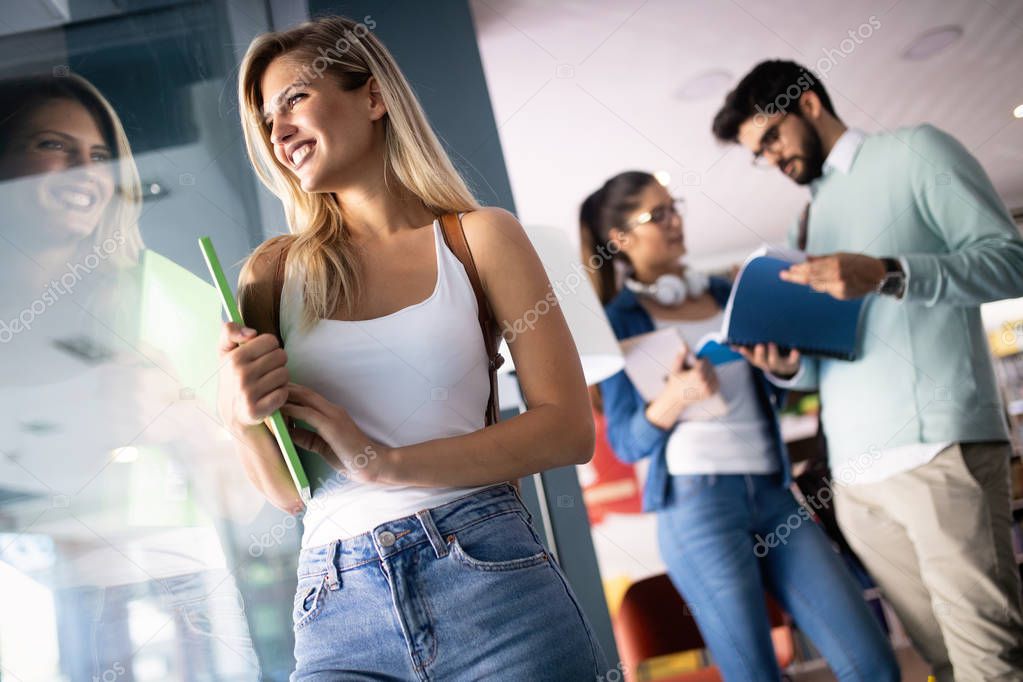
0,74,259,682
587,171,899,681
0,74,144,383
0,75,143,264
221,15,607,679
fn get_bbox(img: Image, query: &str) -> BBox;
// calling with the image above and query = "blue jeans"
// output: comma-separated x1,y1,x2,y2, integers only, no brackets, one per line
58,569,260,682
290,483,609,681
657,473,898,682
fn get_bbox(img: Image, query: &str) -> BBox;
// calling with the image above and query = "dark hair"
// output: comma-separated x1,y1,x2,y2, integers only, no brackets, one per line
712,59,838,143
579,170,657,304
0,74,119,162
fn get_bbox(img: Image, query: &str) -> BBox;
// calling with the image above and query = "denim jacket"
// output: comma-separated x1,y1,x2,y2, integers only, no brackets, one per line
598,276,792,512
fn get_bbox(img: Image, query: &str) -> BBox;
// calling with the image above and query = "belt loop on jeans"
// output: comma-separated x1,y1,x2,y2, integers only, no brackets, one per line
415,509,449,559
507,481,533,524
325,540,341,591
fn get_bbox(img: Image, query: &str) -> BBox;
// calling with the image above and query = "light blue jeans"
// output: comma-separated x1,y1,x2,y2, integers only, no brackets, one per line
59,569,259,681
657,473,899,681
290,483,609,681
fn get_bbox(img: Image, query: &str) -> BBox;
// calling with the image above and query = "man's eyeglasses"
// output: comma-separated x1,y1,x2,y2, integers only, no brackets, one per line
626,197,686,229
752,113,788,168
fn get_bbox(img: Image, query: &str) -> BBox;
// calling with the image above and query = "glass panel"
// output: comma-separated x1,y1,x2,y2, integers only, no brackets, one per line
0,3,296,680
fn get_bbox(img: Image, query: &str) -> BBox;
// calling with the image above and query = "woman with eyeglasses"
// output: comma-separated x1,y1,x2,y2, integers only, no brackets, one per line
585,171,898,681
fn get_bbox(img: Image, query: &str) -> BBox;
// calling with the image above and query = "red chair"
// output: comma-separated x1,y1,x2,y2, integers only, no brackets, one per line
614,574,795,681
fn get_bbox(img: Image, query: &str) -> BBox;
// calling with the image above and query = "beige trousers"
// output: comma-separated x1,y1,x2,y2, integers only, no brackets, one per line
834,441,1023,682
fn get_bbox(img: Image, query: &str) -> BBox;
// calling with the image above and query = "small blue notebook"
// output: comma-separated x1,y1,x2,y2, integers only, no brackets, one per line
695,336,744,366
722,250,867,360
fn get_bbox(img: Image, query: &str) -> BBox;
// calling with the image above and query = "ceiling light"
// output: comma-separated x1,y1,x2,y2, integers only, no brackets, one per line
902,26,963,61
654,170,671,186
1013,104,1023,119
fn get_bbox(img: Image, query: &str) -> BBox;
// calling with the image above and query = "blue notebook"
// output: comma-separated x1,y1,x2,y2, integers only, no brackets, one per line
721,249,867,360
695,335,745,366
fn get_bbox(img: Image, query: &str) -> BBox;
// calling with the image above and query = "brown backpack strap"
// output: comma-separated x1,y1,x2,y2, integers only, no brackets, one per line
271,241,291,347
439,212,504,426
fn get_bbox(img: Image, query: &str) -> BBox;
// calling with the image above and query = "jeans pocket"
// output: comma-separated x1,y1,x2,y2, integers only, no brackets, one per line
447,511,549,572
292,573,327,631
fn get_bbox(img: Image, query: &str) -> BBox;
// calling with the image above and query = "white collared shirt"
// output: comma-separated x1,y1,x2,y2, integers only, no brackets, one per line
816,127,866,179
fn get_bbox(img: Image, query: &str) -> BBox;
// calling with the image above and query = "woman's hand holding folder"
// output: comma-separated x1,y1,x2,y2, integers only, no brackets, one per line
217,321,305,514
218,322,388,486
644,343,720,430
281,383,391,485
218,322,290,427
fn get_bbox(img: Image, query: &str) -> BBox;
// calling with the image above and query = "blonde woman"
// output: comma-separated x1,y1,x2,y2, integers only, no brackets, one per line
220,16,607,679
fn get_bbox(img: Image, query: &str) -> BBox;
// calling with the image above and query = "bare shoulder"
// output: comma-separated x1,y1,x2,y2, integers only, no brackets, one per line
459,207,535,277
458,207,556,322
238,234,297,334
459,207,527,249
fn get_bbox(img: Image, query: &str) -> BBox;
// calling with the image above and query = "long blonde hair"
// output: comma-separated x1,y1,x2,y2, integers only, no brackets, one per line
238,15,479,330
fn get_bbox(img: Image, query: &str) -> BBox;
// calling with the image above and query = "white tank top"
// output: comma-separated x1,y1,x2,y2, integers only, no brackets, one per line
280,218,491,547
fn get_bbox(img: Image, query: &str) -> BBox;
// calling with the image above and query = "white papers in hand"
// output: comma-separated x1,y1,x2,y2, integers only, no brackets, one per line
619,327,727,422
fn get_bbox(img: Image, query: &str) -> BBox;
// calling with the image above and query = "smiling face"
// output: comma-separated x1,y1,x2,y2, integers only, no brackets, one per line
259,56,385,194
611,181,687,270
0,98,116,239
736,110,824,185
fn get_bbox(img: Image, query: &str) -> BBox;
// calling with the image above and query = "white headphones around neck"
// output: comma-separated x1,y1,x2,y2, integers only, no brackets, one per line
625,269,709,306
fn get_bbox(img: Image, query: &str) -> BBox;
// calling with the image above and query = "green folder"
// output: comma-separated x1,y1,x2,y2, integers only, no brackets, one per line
198,237,311,503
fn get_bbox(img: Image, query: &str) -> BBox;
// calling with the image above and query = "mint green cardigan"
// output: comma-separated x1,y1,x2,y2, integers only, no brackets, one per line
782,124,1021,471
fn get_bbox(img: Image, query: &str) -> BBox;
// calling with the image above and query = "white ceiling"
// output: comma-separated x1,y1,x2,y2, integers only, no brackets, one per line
471,0,1023,269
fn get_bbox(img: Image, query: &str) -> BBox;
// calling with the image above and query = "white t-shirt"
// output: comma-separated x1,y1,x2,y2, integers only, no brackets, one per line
653,313,778,476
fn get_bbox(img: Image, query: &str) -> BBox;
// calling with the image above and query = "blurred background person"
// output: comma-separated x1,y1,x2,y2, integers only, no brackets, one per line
713,58,1023,680
589,170,898,681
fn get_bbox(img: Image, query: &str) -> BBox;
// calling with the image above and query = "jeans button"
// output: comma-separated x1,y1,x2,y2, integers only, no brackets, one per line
377,530,396,547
